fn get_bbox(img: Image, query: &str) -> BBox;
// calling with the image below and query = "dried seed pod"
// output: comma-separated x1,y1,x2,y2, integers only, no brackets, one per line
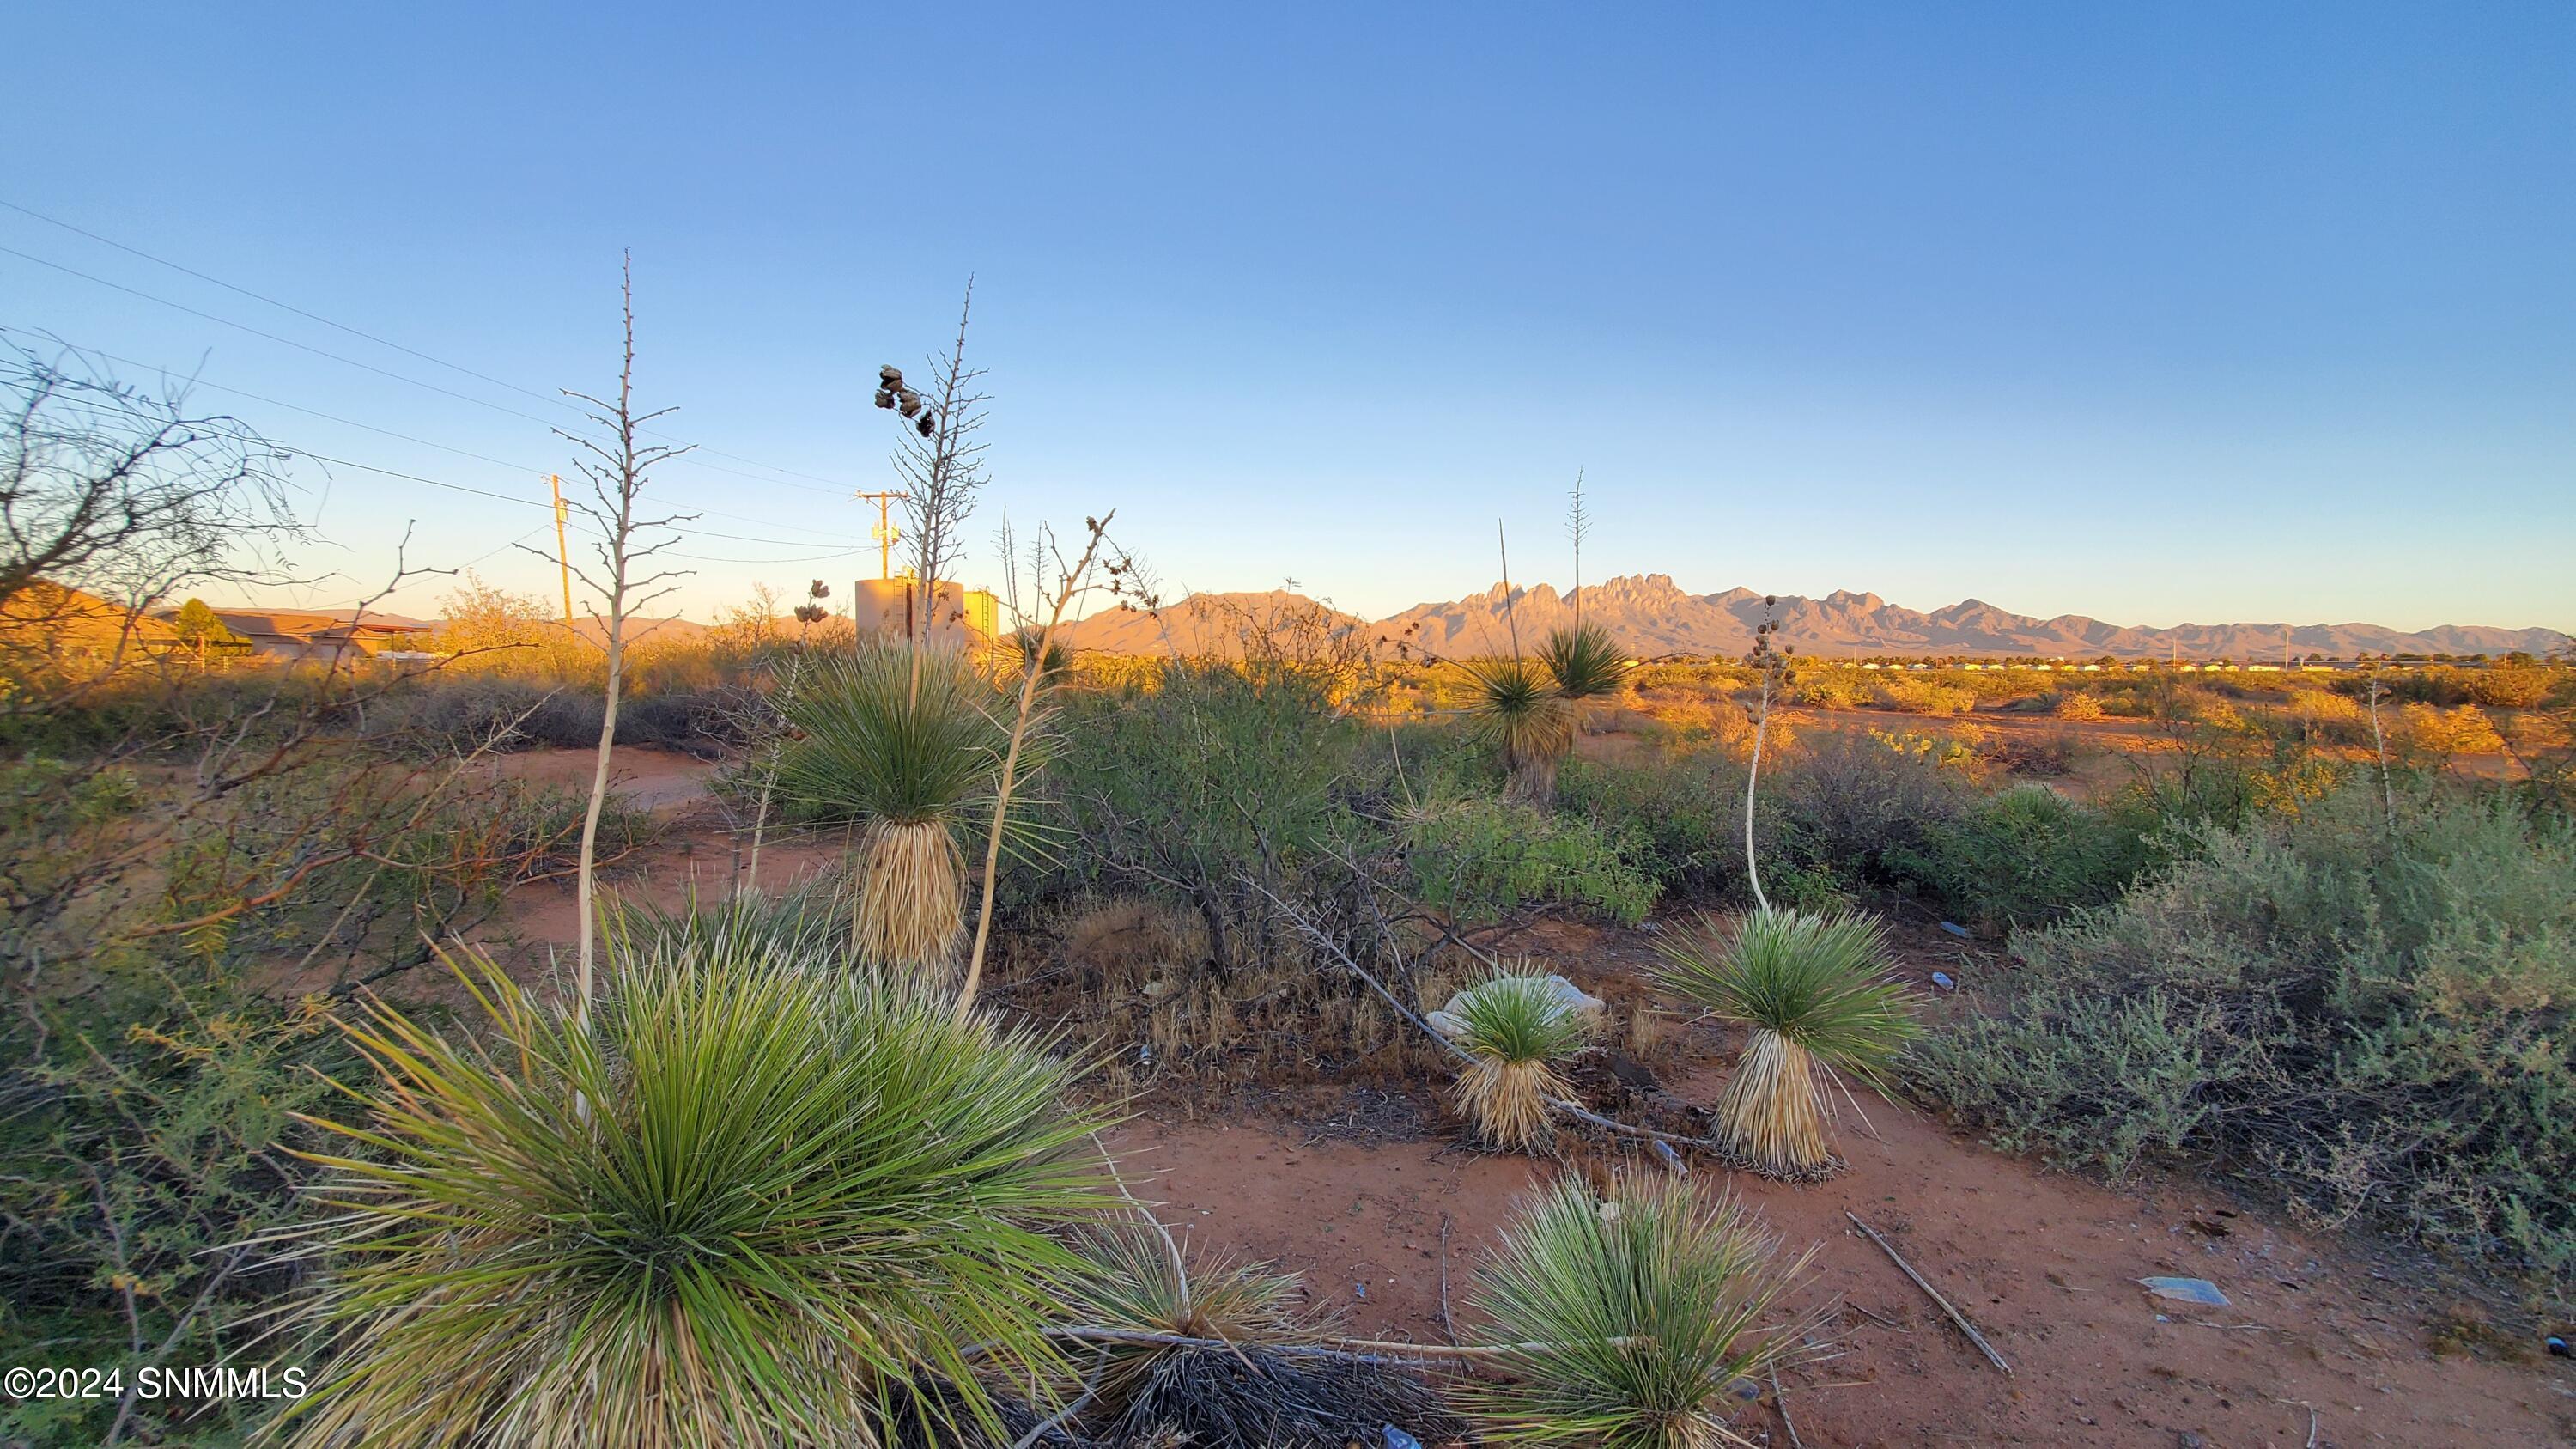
896,389,923,417
915,413,936,437
878,364,904,386
1765,595,1777,607
873,389,896,409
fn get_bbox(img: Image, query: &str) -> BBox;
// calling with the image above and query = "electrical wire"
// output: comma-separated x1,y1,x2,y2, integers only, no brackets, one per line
0,321,872,545
0,215,860,494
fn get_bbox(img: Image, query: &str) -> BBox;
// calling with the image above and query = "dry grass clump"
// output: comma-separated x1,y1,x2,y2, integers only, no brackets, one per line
1447,971,1595,1151
1066,1217,1461,1449
2053,690,2107,721
1464,1173,1822,1449
986,898,1452,1105
1654,908,1920,1178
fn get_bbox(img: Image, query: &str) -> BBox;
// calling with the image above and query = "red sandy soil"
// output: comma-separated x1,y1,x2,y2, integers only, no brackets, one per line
486,748,2576,1447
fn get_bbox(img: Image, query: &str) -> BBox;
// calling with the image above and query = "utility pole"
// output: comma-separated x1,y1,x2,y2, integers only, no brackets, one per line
854,490,908,579
547,473,575,626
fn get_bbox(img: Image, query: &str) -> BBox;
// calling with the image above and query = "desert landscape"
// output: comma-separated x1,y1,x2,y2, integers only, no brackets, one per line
8,5,2573,1448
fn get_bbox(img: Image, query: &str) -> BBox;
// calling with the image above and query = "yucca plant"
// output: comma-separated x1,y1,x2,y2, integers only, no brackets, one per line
278,939,1112,1448
1066,1215,1315,1410
1653,908,1920,1178
1066,1215,1457,1447
1540,621,1628,702
1448,971,1594,1151
605,872,854,963
1011,624,1075,684
1465,1174,1820,1449
775,642,1006,970
1464,655,1577,807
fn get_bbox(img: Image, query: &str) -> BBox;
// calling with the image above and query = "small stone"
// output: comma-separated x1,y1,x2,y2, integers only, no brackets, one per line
1728,1378,1761,1401
2176,1433,2207,1449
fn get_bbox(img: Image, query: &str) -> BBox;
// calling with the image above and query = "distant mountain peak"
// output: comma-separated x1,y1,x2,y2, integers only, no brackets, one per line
1051,578,2570,661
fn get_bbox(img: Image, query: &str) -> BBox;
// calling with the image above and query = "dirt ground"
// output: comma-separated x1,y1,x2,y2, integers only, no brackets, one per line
483,747,2576,1447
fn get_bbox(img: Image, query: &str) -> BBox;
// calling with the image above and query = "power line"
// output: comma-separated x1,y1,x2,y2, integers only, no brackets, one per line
0,321,869,545
0,217,857,495
278,448,865,558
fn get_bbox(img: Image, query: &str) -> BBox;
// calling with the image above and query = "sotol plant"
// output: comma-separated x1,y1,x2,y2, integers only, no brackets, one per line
1540,620,1629,703
1467,655,1577,807
1448,971,1595,1150
775,641,1006,970
1466,1173,1820,1449
1654,908,1919,1178
278,937,1110,1447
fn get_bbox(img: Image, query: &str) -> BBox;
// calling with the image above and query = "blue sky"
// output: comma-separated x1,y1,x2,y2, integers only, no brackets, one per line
4,3,2570,630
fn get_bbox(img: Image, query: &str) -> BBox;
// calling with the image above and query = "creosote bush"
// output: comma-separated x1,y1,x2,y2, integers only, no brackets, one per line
282,941,1111,1447
1465,1173,1820,1449
1405,797,1658,927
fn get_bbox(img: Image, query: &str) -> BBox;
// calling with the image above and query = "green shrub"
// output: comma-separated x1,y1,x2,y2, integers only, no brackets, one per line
1405,798,1657,927
1044,660,1384,971
1911,781,2576,1282
1892,783,2150,926
1557,752,1744,893
1,973,358,1446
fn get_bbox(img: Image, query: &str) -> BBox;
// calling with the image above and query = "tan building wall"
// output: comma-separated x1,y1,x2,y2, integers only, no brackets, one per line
848,578,1002,649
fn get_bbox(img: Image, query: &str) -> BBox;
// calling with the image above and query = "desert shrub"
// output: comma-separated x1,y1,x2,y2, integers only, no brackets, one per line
1405,798,1657,927
1789,670,1867,709
1911,781,2576,1282
286,943,1113,1446
0,971,359,1446
1869,676,1976,715
1764,728,1970,887
1557,752,1745,894
1046,660,1382,972
2403,702,2506,757
2053,690,2106,721
2464,664,2553,709
1891,783,2149,927
379,673,604,752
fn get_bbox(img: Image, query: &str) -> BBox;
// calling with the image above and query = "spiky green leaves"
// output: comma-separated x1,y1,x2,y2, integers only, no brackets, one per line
1067,1216,1315,1411
1655,908,1921,1177
1465,1175,1820,1449
1540,622,1629,701
282,942,1112,1447
1465,656,1577,806
1451,971,1595,1067
775,642,1006,827
1653,908,1920,1092
1449,971,1596,1150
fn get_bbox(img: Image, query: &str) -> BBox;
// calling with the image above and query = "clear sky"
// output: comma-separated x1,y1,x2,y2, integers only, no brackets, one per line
5,3,2570,631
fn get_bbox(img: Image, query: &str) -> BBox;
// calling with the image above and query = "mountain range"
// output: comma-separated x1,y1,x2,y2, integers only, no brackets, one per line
1054,575,2570,661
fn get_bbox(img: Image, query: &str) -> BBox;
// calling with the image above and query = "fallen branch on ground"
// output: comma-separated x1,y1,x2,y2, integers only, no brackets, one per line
1845,1210,2011,1374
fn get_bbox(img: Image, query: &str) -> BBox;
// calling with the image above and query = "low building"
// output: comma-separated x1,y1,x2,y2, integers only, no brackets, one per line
0,581,179,671
204,608,434,665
